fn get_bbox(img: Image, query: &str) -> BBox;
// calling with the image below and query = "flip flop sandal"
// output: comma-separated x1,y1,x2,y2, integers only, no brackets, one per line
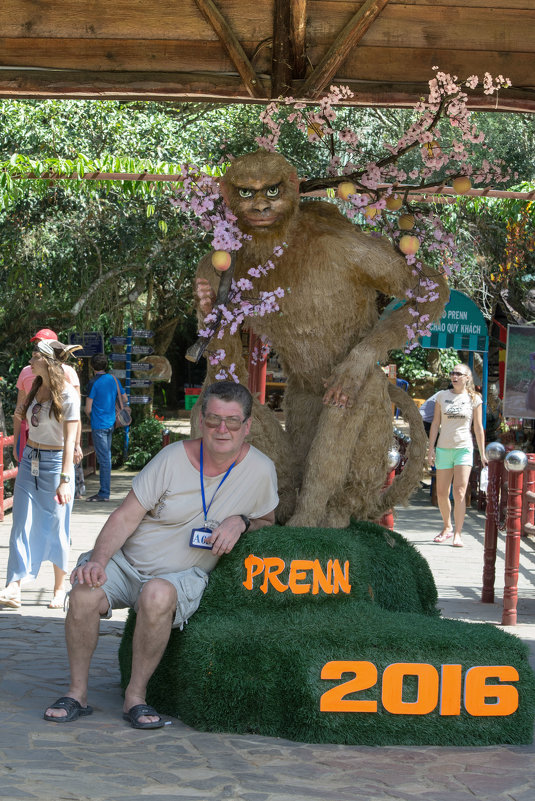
123,704,165,729
433,530,453,543
48,590,66,609
44,697,93,722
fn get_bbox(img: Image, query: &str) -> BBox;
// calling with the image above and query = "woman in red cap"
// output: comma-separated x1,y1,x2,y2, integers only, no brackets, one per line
13,328,82,477
0,341,80,610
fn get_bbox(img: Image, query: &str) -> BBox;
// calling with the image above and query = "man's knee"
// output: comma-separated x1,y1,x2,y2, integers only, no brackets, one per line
68,583,109,617
138,578,177,618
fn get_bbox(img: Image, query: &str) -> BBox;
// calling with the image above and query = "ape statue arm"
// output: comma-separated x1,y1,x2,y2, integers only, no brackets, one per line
322,232,449,408
194,253,249,384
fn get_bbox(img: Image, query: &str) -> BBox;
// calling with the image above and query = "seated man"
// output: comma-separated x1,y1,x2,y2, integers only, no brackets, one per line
44,381,278,729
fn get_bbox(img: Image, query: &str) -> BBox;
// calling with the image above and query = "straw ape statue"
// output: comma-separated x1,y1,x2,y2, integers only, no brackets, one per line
193,150,448,527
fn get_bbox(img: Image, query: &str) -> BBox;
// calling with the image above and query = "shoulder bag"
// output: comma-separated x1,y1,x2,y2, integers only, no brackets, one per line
112,375,132,428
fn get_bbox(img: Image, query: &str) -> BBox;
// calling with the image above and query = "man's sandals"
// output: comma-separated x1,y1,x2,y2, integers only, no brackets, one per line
44,698,164,728
123,704,165,729
44,697,93,722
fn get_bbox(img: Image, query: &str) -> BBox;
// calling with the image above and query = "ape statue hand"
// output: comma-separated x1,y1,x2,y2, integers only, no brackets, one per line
194,277,216,316
323,351,375,409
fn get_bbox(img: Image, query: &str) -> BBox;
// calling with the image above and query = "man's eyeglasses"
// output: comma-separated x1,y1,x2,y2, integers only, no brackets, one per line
203,413,246,431
30,403,42,427
450,371,466,377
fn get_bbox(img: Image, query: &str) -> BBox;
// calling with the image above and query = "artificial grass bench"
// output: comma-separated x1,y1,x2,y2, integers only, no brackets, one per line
119,522,535,746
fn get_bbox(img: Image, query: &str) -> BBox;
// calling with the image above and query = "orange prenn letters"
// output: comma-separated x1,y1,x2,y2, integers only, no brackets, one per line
243,555,351,595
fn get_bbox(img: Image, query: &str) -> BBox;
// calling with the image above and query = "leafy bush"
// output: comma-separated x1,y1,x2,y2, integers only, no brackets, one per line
389,346,459,383
112,417,185,471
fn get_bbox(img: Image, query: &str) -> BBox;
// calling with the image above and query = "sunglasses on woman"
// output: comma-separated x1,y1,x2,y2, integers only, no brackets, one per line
450,371,466,377
31,403,42,427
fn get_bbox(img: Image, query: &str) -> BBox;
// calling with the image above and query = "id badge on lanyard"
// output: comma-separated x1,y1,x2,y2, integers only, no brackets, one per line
189,442,236,550
189,526,213,549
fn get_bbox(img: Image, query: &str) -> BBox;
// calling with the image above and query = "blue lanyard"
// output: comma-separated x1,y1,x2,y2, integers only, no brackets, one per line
200,442,236,525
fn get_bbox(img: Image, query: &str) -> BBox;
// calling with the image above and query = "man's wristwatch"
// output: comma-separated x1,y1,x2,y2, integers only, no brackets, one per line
239,514,251,533
59,473,71,483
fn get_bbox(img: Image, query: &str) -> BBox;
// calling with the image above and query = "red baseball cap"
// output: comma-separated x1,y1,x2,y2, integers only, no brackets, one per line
30,328,58,342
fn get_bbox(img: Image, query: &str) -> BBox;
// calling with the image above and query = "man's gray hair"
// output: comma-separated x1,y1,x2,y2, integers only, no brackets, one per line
201,382,253,419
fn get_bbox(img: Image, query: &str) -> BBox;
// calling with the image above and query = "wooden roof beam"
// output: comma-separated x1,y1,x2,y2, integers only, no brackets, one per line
272,0,292,98
193,0,264,99
291,0,308,80
301,0,391,99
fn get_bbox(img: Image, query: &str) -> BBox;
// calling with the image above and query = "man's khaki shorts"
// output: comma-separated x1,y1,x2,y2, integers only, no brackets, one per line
74,549,209,629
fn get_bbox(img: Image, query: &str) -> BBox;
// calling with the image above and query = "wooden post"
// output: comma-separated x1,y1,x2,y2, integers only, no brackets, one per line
502,465,524,626
481,458,503,603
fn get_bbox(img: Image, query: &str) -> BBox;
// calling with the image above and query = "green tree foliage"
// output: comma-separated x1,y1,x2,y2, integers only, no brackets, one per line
1,98,534,403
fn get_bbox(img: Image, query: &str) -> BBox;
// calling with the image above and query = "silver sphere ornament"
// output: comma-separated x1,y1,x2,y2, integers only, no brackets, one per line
485,441,506,462
504,450,528,473
387,447,401,470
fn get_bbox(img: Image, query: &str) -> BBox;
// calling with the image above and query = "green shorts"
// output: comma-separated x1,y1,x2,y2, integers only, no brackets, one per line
435,446,473,470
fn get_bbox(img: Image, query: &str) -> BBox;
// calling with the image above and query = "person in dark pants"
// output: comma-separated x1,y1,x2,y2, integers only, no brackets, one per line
85,354,127,502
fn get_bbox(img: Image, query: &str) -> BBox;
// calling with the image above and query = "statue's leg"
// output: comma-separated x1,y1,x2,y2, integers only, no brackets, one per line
282,380,324,491
288,372,390,528
248,398,296,523
326,382,392,524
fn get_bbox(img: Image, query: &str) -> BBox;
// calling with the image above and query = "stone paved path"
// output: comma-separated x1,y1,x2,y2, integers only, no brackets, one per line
1,470,534,800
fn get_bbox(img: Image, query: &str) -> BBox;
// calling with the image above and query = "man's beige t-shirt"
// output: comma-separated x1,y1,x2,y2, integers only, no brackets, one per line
124,441,279,576
436,389,482,449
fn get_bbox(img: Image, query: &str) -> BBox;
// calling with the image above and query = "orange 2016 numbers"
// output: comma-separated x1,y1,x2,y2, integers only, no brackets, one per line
320,661,519,717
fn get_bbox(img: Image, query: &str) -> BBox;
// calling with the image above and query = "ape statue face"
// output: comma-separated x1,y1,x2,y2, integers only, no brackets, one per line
221,150,300,238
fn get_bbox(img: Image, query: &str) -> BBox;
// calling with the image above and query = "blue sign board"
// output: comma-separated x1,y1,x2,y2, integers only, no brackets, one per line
109,353,126,362
69,332,104,358
109,336,128,346
132,362,153,371
132,345,154,355
420,290,488,352
130,395,151,404
131,379,152,388
131,329,154,338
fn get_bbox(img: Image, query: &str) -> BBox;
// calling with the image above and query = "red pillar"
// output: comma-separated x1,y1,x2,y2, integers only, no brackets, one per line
248,333,267,404
378,468,396,530
482,458,503,604
522,453,535,534
502,466,524,626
